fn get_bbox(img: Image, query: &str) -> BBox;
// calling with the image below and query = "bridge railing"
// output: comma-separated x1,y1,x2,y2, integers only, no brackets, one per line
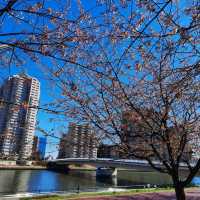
49,158,190,167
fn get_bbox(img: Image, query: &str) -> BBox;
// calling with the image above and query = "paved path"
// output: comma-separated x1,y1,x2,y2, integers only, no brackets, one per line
72,190,200,200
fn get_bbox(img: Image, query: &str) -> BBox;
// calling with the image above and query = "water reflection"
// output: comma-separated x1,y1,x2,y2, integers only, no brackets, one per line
118,171,172,186
0,170,31,194
191,177,200,186
0,170,113,194
96,176,118,186
0,169,198,195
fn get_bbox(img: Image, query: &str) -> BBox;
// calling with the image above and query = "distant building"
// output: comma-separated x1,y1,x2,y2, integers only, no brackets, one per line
121,110,151,158
58,123,98,159
38,137,46,160
0,74,40,160
32,136,47,160
32,136,39,160
97,144,120,159
121,110,193,161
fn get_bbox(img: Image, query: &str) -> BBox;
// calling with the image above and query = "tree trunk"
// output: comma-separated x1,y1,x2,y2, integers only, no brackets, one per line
175,185,185,200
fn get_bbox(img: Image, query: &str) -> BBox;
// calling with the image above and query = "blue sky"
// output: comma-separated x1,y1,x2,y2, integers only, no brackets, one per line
0,0,101,158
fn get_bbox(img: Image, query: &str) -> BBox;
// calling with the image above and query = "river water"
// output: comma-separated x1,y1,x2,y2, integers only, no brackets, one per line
0,169,199,195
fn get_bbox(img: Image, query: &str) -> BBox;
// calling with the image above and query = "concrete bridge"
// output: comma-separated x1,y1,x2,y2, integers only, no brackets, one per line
47,158,162,176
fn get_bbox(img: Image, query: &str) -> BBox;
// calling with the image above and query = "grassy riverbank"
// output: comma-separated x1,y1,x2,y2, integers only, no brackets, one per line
20,187,175,200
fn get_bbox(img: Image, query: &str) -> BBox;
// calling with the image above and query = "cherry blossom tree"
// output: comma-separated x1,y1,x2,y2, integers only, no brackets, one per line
1,1,200,200
45,1,200,200
0,0,99,72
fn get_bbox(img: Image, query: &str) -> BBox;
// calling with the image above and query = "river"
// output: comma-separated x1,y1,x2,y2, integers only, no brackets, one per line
0,169,199,195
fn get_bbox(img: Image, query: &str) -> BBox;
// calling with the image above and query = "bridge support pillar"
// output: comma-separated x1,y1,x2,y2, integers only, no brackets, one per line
111,168,118,177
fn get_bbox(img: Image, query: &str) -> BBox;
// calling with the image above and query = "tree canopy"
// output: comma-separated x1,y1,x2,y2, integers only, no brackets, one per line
1,1,200,200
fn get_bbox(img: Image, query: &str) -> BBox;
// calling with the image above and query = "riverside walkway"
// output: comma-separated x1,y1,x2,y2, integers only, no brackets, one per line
71,189,200,200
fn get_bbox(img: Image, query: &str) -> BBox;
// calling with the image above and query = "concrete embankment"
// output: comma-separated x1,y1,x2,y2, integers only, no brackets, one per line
0,165,46,170
0,160,47,170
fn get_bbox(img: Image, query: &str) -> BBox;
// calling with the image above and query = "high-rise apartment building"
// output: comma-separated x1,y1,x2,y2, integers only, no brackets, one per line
0,73,40,160
58,123,98,159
